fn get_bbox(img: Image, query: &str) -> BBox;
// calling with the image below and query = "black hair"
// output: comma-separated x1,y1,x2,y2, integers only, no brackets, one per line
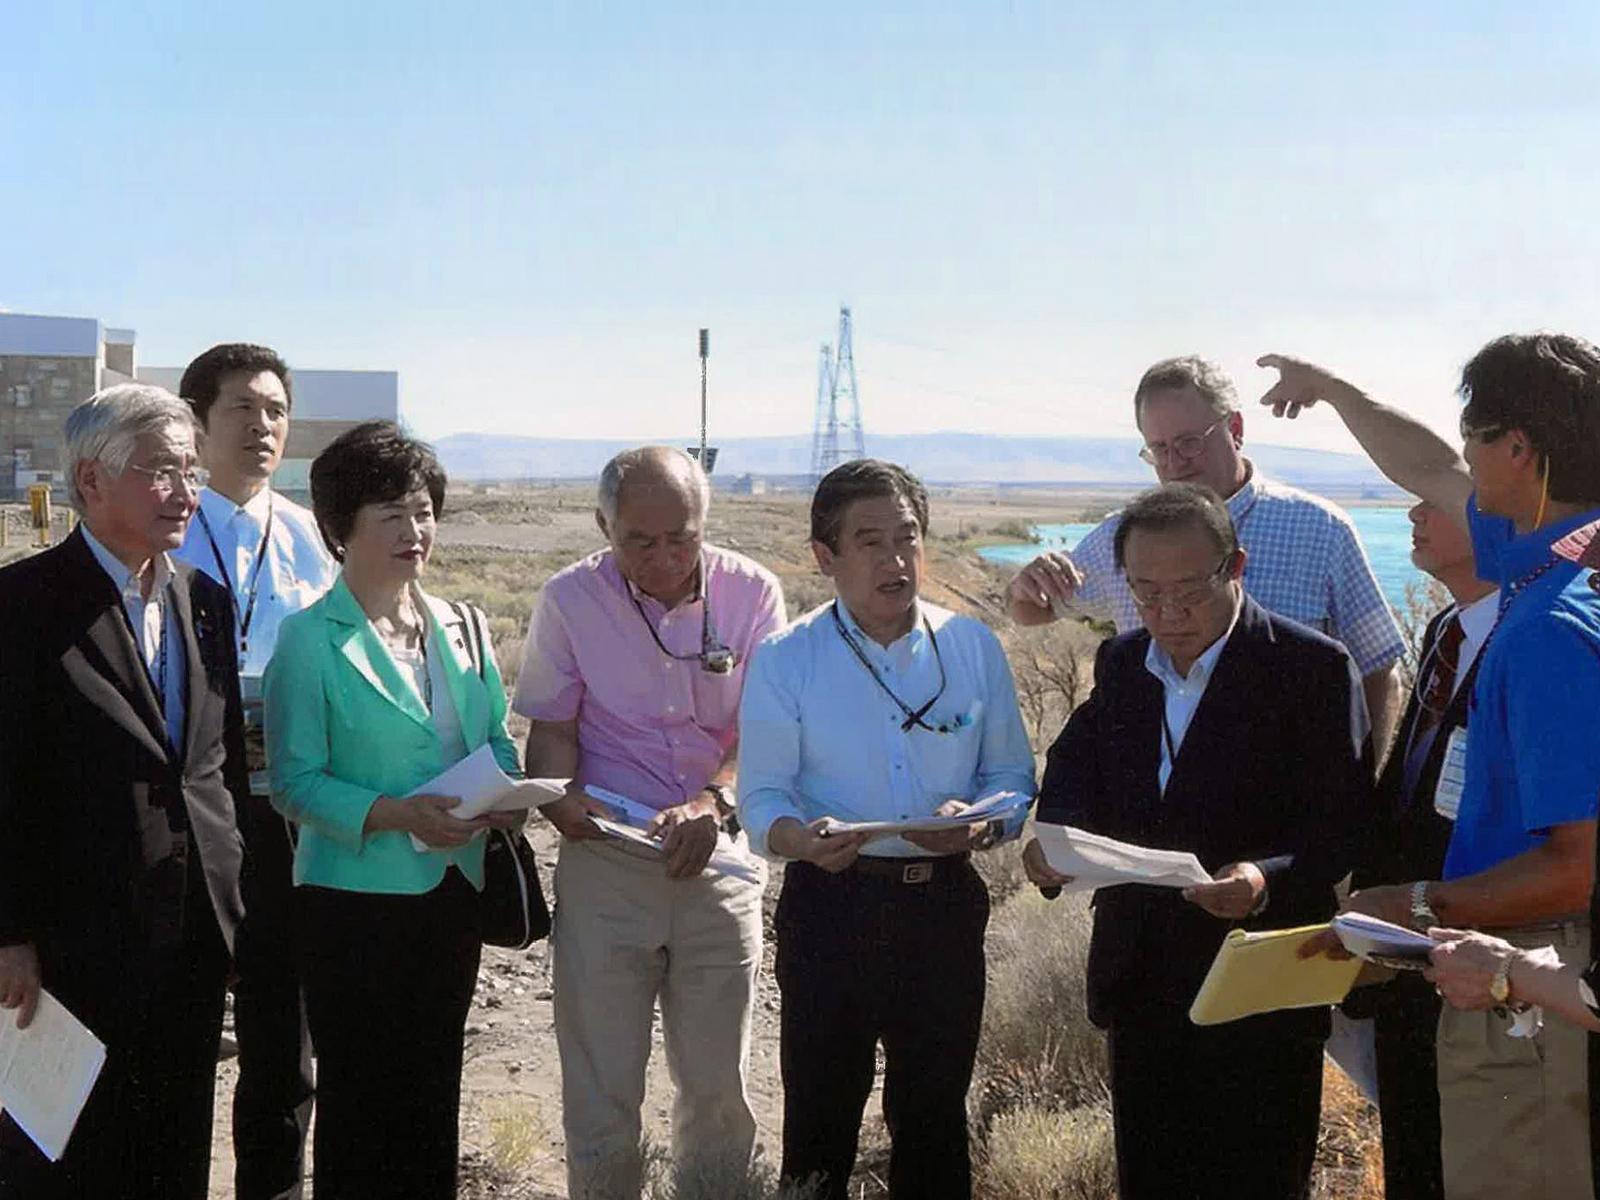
1113,482,1239,569
178,343,293,426
1458,332,1600,506
810,459,930,552
309,420,447,561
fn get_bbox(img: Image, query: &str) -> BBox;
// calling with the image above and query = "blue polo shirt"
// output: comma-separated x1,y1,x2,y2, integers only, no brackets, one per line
1442,498,1600,879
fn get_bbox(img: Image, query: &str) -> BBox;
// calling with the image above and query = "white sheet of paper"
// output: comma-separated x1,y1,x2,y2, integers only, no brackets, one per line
406,744,567,850
1332,912,1437,962
1033,822,1213,893
587,816,766,885
584,785,663,829
0,989,107,1162
816,790,1029,839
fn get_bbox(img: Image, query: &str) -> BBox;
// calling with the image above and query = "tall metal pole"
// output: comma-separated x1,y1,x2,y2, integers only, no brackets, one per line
698,328,710,467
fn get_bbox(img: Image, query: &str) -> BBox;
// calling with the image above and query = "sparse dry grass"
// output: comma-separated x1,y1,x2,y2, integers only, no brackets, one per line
977,1103,1119,1200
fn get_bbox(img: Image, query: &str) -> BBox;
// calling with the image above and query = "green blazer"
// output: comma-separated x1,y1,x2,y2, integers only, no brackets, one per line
264,577,521,894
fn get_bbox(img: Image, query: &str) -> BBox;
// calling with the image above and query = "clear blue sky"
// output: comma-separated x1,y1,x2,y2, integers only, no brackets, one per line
5,2,1598,453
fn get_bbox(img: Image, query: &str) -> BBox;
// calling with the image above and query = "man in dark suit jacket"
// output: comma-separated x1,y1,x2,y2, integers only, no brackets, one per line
1319,499,1495,1200
0,385,251,1199
1023,483,1374,1200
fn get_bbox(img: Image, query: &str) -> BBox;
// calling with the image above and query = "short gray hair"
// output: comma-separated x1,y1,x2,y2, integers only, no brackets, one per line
65,384,196,513
597,445,711,524
1133,355,1238,421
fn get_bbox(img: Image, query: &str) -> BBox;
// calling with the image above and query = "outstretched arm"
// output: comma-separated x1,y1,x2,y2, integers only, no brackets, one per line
1257,353,1473,526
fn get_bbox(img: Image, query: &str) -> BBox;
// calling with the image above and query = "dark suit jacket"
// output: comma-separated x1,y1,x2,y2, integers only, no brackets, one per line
1038,597,1374,1029
0,528,249,1032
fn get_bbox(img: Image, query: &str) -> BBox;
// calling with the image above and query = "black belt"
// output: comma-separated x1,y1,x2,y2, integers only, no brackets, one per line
846,852,970,885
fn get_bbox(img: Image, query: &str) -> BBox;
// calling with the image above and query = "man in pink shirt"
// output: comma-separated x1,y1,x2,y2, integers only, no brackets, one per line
516,446,785,1197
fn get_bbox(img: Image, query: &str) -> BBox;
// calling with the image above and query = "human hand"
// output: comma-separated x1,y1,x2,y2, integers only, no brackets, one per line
768,817,871,873
1183,861,1266,920
1021,836,1074,896
904,799,988,854
481,809,529,832
400,794,493,848
537,788,614,841
1425,929,1518,1011
1343,884,1415,930
646,801,720,879
1296,926,1356,961
1005,552,1084,627
1257,353,1359,421
0,943,41,1031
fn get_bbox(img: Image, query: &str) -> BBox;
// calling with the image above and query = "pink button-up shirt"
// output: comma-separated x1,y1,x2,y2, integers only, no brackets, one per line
514,544,786,810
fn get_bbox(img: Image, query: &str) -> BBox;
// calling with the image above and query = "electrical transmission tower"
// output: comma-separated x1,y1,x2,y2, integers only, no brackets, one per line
808,306,866,483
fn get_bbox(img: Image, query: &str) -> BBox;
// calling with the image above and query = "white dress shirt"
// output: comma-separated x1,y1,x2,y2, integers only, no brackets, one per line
738,598,1037,860
1143,600,1241,795
82,524,186,752
176,487,336,680
1446,589,1499,700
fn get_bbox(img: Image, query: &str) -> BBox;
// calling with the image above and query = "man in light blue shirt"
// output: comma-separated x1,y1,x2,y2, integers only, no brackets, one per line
738,459,1035,1200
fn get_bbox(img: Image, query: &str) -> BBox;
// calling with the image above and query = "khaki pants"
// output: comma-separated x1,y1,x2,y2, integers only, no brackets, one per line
1437,919,1594,1200
552,837,766,1200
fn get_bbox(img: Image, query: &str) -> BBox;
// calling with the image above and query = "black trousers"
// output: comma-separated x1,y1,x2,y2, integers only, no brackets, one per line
297,871,481,1200
774,857,989,1200
1372,974,1444,1200
1107,1008,1325,1200
0,874,230,1200
232,793,314,1200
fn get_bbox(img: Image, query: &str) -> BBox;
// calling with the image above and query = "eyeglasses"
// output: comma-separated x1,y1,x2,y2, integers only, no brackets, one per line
1458,419,1505,445
1139,418,1226,466
124,463,208,493
1127,556,1233,614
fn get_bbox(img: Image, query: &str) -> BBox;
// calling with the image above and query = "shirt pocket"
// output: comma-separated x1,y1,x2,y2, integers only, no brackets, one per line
906,704,986,797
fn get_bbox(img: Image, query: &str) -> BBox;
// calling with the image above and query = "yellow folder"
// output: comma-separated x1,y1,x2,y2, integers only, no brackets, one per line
1188,923,1364,1026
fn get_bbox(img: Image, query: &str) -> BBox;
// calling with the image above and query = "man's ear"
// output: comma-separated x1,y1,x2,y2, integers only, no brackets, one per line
1227,410,1245,447
74,458,104,511
811,539,837,578
595,509,609,539
1228,546,1248,581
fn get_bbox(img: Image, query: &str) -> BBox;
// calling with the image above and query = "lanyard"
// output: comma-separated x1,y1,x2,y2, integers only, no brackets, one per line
197,497,275,657
830,602,951,733
629,557,736,672
1476,555,1564,668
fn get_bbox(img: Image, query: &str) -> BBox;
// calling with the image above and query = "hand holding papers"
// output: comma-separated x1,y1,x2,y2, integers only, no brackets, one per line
1031,823,1214,894
406,744,567,851
1190,924,1364,1025
1331,912,1437,970
814,790,1029,840
584,786,765,884
0,988,106,1161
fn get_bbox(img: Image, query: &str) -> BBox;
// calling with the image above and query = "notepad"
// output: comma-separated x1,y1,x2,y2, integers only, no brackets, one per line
1189,924,1364,1026
0,989,107,1161
814,790,1029,839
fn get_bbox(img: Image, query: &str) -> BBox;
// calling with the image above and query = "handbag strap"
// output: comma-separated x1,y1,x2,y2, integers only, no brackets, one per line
450,599,489,683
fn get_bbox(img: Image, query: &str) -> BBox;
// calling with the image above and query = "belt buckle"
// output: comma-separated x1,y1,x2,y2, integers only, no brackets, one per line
901,862,934,885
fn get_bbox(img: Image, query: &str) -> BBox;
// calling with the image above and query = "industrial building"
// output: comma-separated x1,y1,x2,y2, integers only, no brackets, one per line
0,310,398,497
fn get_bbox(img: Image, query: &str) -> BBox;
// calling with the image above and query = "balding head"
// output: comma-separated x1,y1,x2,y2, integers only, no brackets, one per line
596,445,711,605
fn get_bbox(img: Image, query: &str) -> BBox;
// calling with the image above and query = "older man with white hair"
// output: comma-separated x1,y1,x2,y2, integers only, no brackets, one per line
516,446,785,1197
0,385,252,1198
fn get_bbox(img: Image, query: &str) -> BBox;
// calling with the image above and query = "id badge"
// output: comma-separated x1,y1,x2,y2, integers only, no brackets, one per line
1433,727,1469,821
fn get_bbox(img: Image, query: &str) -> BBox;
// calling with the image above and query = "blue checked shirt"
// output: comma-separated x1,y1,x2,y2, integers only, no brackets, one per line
1070,466,1404,676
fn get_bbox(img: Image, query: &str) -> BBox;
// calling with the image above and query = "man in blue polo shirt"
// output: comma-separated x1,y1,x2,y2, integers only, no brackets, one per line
1258,335,1600,1200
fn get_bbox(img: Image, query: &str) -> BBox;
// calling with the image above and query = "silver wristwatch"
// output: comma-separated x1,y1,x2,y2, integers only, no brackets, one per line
1409,881,1439,931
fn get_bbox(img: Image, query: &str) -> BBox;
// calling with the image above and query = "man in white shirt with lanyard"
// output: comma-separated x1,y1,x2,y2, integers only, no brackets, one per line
175,344,335,1200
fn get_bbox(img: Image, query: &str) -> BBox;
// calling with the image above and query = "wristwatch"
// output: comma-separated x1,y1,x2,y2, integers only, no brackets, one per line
1409,881,1440,932
1489,953,1514,1006
704,783,740,835
975,818,1005,851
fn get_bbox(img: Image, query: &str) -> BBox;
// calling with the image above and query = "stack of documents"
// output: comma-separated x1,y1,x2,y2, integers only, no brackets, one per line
814,790,1030,839
1032,823,1214,893
0,990,106,1161
584,786,765,884
1190,925,1365,1025
1332,912,1436,967
406,744,568,851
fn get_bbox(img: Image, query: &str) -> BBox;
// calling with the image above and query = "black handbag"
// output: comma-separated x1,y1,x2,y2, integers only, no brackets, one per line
452,601,552,949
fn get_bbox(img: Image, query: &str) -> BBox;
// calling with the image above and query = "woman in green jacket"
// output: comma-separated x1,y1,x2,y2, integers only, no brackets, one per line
265,421,523,1199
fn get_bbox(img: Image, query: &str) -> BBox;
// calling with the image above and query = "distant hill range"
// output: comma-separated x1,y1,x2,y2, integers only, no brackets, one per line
434,431,1403,497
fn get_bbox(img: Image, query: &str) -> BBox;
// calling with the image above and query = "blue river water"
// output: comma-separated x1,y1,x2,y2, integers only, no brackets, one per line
977,505,1422,611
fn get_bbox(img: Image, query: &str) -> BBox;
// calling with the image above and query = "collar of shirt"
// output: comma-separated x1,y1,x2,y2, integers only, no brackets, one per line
835,598,928,670
1498,505,1600,585
1222,458,1262,525
614,556,704,615
1456,589,1499,654
81,522,174,604
1143,594,1241,695
198,484,272,536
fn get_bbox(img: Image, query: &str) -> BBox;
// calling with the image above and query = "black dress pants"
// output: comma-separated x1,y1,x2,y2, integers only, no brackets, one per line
0,880,230,1199
232,792,314,1200
1372,973,1444,1200
774,857,989,1200
1107,1007,1325,1200
297,871,481,1200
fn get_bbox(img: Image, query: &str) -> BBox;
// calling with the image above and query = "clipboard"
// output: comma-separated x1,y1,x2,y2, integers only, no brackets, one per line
1188,923,1363,1026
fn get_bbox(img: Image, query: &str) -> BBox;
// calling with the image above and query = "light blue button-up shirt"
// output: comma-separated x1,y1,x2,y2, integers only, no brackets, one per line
82,523,186,752
737,597,1036,860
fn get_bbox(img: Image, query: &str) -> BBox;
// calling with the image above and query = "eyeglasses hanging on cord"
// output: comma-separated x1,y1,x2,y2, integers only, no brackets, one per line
628,555,738,675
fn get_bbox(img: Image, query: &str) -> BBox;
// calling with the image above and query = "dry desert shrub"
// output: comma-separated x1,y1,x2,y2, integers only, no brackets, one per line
482,1095,553,1180
1311,1061,1385,1200
641,1143,818,1200
977,1102,1119,1200
976,888,1108,1123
